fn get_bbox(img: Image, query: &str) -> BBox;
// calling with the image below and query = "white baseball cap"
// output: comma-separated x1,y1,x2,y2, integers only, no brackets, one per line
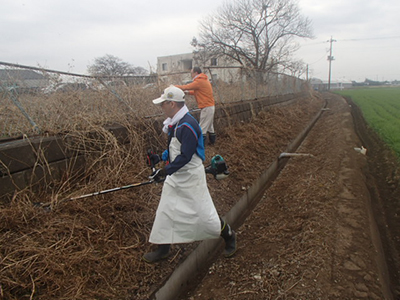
152,85,185,105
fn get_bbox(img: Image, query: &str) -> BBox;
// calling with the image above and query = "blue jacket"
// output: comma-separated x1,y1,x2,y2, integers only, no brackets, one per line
164,113,205,175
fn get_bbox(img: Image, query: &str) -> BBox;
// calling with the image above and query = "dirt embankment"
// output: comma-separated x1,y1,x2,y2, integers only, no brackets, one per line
179,92,400,299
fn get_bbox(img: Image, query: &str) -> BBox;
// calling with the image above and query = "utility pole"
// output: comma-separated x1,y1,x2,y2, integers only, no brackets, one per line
327,36,336,90
306,64,309,81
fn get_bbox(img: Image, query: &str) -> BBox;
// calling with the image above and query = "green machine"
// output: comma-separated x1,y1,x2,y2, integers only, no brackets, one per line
205,154,230,180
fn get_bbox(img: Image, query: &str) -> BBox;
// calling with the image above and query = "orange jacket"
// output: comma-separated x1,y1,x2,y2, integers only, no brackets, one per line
175,73,215,109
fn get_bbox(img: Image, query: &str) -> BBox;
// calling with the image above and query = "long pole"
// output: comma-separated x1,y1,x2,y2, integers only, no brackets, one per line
306,64,309,82
327,36,336,91
35,180,154,209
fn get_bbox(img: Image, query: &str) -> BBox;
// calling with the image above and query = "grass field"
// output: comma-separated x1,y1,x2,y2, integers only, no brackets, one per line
335,87,400,158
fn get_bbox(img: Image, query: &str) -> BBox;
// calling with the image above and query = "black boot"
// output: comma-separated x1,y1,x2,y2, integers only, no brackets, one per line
203,134,207,146
143,244,170,263
220,219,237,257
208,133,216,145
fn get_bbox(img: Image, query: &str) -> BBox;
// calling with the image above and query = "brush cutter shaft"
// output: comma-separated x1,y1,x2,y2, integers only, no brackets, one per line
37,180,154,208
71,181,154,200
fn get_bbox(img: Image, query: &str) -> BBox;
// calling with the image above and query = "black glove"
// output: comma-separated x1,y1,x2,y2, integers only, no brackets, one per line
146,150,161,167
149,168,166,183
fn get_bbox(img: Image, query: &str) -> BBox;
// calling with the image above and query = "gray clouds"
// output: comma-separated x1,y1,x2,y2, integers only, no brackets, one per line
1,0,399,81
297,0,400,81
1,0,222,72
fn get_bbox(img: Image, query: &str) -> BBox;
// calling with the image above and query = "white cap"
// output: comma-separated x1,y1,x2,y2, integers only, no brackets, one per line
152,85,185,105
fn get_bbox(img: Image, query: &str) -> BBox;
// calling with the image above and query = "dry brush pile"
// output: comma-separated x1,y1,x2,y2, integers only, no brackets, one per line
1,75,305,140
0,89,324,299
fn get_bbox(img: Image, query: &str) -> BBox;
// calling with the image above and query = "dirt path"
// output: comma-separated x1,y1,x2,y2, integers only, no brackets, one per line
179,93,396,299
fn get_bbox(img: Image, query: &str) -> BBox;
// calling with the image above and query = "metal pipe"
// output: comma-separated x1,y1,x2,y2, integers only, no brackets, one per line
279,152,314,159
6,87,40,134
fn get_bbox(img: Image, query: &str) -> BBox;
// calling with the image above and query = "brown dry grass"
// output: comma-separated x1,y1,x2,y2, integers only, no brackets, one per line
1,74,306,139
1,86,160,138
0,119,164,299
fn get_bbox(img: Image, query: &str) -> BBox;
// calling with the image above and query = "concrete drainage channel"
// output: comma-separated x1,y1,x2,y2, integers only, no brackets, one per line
150,101,328,300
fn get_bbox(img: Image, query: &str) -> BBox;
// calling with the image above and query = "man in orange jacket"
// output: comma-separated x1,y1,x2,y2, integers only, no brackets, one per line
175,67,216,145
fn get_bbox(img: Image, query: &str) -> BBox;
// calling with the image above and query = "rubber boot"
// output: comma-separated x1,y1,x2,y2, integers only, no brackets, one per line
203,134,207,146
209,133,216,145
220,219,237,257
143,244,170,263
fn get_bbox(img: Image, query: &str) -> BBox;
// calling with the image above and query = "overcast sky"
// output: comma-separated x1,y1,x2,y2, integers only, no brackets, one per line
1,0,400,82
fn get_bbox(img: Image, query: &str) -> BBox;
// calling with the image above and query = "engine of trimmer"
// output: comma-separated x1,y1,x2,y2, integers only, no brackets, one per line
205,154,230,180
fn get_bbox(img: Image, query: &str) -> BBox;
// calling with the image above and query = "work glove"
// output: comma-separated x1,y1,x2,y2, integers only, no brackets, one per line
162,149,169,162
149,168,166,183
146,150,161,167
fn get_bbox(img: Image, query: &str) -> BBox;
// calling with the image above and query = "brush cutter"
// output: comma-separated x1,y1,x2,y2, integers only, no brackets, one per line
34,179,155,210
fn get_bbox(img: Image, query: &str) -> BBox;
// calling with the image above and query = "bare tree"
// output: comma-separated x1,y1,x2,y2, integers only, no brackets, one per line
194,0,313,74
87,54,148,76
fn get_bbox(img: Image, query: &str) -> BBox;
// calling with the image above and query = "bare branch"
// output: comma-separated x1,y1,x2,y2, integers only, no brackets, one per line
195,0,313,75
87,54,148,77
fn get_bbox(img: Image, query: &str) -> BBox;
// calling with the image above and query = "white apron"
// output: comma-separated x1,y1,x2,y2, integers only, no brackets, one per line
149,136,221,244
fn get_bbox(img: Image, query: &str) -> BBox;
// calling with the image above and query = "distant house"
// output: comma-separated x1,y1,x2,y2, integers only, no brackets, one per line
0,69,49,93
158,53,194,75
331,80,353,90
310,78,352,91
157,52,242,83
310,78,325,91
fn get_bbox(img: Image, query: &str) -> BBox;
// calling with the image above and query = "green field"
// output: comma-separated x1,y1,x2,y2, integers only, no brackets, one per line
335,87,400,158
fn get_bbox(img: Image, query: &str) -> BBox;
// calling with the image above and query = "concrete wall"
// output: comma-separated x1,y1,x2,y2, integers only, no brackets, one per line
0,92,308,201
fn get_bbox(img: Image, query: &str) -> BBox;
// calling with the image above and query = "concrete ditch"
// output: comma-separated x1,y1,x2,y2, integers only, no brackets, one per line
149,100,328,300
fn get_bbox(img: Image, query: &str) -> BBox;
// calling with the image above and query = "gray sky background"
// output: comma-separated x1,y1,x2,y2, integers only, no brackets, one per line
1,0,400,82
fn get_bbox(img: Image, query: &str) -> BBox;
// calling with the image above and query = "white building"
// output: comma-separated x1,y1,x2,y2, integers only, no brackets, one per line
310,78,352,91
157,52,242,84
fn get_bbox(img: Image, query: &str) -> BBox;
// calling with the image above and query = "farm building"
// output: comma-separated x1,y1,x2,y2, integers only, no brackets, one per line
310,77,353,91
157,52,243,84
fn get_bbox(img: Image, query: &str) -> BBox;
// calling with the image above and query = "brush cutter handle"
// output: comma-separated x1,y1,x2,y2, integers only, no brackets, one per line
147,149,160,171
149,168,166,183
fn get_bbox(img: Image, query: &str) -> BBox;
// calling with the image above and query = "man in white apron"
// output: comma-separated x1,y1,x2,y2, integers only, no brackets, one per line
143,85,236,263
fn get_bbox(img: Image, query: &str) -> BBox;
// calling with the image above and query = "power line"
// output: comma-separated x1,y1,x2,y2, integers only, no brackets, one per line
308,53,328,65
299,35,400,47
298,40,327,47
340,35,400,42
